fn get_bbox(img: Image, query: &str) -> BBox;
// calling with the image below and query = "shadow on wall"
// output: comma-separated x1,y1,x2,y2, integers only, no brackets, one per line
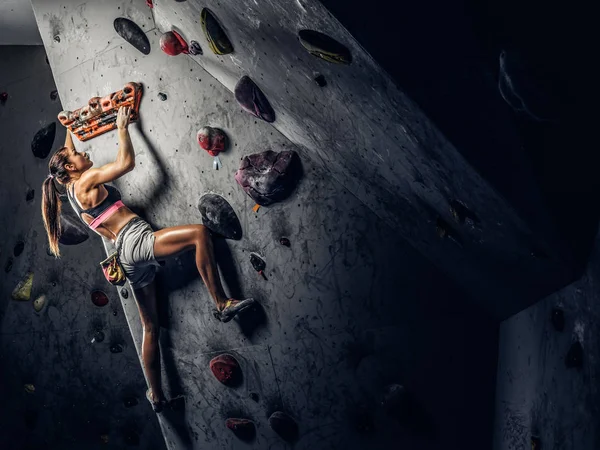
319,0,597,273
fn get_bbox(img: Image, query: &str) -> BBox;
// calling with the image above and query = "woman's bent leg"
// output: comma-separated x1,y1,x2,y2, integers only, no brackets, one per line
153,224,228,309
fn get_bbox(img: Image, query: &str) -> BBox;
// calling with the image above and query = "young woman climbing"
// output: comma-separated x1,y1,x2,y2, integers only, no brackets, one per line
41,106,255,412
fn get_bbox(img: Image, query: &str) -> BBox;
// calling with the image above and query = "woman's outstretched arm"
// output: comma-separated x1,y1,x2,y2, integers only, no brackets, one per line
79,106,134,190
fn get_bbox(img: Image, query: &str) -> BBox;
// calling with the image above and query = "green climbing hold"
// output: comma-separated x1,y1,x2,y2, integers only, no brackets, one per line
298,30,352,64
33,295,47,312
12,272,34,301
201,8,233,55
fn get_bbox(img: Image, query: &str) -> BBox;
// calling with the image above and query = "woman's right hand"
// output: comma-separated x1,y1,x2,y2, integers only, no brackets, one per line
116,105,131,130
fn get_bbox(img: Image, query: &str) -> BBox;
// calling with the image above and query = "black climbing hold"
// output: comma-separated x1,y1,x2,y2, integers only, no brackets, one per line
314,74,327,87
565,341,583,368
4,257,13,273
201,8,234,55
234,76,275,122
298,29,352,65
249,392,259,402
225,418,256,442
189,40,203,55
198,193,242,240
110,343,124,354
269,411,299,442
120,288,129,299
123,396,138,408
31,122,56,159
114,17,151,55
13,241,25,257
53,35,60,43
91,290,109,307
235,150,301,206
26,189,35,202
551,308,565,332
157,92,167,101
93,331,105,343
0,92,7,105
50,90,58,101
280,238,291,247
250,253,266,273
59,214,89,245
112,310,118,316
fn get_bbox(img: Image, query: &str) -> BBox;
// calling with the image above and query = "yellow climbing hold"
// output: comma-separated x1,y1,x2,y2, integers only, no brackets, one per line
33,295,47,312
24,384,35,394
12,272,34,301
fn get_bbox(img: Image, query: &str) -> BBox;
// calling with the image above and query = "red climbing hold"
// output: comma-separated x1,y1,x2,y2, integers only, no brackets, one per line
209,353,242,386
225,418,256,441
146,0,153,8
160,31,189,56
197,126,226,156
91,290,109,307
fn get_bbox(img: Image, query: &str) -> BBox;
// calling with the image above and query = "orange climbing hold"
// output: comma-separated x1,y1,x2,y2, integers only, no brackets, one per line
57,82,143,141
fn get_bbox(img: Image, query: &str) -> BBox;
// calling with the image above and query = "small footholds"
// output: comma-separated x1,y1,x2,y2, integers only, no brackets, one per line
24,384,35,394
249,392,259,402
53,35,61,43
110,343,123,354
314,74,327,87
0,92,8,105
26,189,35,202
250,253,267,280
50,90,58,101
280,237,291,247
189,40,203,55
551,308,565,331
120,288,129,299
158,92,167,101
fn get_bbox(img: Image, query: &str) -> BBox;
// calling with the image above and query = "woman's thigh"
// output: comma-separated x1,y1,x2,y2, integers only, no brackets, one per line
153,224,206,259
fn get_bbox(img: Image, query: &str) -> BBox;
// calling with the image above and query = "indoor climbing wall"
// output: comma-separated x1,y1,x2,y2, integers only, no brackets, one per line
0,45,165,449
27,0,502,449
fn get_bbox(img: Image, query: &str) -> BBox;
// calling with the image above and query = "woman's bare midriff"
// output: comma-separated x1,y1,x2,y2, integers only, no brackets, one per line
81,207,139,242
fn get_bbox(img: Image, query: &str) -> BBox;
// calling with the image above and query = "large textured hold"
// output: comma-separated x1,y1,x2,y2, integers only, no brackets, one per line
12,272,34,301
209,354,242,386
201,8,233,55
234,76,275,123
268,411,299,442
197,126,226,156
235,150,300,206
114,18,151,55
31,122,56,159
160,30,189,56
225,418,256,441
298,30,352,65
59,214,89,245
198,194,242,240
